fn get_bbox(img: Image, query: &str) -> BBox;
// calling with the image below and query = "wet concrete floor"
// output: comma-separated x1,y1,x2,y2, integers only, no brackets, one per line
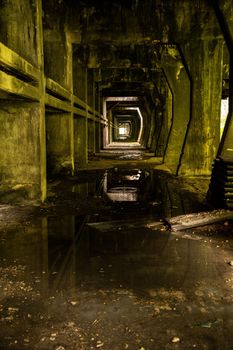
1,166,233,349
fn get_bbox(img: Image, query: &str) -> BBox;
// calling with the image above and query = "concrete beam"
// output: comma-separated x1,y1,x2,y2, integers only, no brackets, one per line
73,95,87,111
73,107,87,118
0,71,40,101
46,78,72,101
0,43,40,82
45,94,72,113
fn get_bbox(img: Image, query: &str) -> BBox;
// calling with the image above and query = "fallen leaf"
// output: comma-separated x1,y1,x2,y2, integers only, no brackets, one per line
171,337,180,343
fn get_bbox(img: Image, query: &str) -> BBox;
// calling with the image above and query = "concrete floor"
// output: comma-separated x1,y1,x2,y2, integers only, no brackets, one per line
1,157,233,350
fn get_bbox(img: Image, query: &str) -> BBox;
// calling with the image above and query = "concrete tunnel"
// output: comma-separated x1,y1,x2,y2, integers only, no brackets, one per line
1,0,233,349
0,0,232,204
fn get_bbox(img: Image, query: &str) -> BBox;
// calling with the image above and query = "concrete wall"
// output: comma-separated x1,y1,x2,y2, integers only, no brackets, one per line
44,35,70,90
0,101,42,199
156,87,173,157
74,117,87,168
179,39,223,175
46,113,73,177
73,60,87,101
219,0,233,40
88,120,95,155
0,0,38,66
215,0,233,159
163,58,191,174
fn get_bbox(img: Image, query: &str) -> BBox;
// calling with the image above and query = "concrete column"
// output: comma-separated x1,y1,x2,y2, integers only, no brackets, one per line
213,0,233,159
34,0,47,201
73,62,88,169
46,113,74,177
74,117,88,168
44,29,74,177
156,83,173,157
87,69,95,155
68,35,75,176
94,80,101,153
102,97,108,149
44,30,71,90
179,39,223,175
162,58,190,174
88,120,95,156
0,0,47,201
147,105,156,151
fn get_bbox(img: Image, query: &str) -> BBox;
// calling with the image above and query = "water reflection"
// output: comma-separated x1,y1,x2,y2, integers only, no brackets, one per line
1,167,232,350
0,168,209,297
103,168,150,202
1,213,227,301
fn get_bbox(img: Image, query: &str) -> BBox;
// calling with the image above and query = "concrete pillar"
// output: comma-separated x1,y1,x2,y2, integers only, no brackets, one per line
0,102,44,199
0,0,47,201
156,83,173,158
87,69,95,155
207,1,233,208
46,113,74,177
147,106,156,151
95,121,100,153
36,0,47,201
179,39,223,175
213,0,233,159
43,9,71,90
74,117,88,167
43,24,75,176
73,61,88,168
102,97,108,149
162,57,191,174
94,75,101,152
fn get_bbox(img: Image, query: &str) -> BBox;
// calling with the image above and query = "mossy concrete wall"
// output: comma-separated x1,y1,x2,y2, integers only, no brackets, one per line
73,62,88,168
179,40,223,175
73,59,86,101
215,0,233,159
163,60,190,174
219,0,233,39
74,117,87,168
46,113,73,176
95,121,101,152
0,101,42,198
0,0,38,66
88,120,95,155
87,70,95,154
44,31,72,90
156,87,172,158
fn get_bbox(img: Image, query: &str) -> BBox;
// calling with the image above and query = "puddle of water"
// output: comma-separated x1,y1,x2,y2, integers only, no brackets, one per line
2,167,230,349
1,213,232,302
103,168,150,203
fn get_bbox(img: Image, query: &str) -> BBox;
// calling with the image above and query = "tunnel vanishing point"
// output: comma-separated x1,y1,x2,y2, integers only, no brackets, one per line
0,0,233,208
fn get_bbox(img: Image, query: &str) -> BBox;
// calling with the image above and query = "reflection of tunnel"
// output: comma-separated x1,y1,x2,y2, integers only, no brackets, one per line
0,0,232,208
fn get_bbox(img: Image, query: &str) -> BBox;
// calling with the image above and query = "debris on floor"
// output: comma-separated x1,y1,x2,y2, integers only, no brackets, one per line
165,209,233,231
